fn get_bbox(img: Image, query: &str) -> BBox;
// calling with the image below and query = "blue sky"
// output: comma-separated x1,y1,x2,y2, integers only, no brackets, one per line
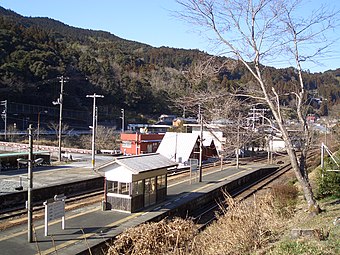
0,1,208,50
0,0,339,73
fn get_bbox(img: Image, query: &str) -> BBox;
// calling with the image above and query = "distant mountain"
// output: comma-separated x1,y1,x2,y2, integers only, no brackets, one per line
0,6,339,128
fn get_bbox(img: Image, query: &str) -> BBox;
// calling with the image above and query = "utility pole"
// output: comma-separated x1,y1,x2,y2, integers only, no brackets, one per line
95,106,98,134
236,113,241,169
53,76,67,162
86,93,104,170
198,105,203,182
27,124,33,243
1,100,7,140
121,108,125,133
267,135,273,164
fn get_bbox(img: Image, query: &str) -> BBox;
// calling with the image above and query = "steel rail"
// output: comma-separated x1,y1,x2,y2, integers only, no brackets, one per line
0,190,104,222
193,151,319,230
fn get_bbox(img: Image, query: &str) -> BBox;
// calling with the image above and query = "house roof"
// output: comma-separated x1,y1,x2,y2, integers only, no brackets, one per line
99,153,177,174
156,132,199,163
203,137,213,147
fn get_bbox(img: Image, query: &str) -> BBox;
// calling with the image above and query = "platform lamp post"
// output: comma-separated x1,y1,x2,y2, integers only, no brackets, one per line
53,76,67,162
1,100,7,140
121,108,124,133
17,125,43,243
27,124,33,243
86,93,104,171
198,104,203,182
37,110,48,142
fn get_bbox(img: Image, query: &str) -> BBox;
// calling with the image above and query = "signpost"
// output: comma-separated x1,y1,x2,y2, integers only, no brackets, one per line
44,194,66,236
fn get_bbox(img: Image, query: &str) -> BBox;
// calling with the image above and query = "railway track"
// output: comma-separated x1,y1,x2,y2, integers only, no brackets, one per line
0,166,214,221
0,154,273,222
0,190,104,224
192,163,291,229
192,150,320,230
168,154,269,178
1,150,305,227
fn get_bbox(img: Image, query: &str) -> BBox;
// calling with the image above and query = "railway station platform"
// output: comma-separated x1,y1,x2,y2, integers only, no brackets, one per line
0,163,279,255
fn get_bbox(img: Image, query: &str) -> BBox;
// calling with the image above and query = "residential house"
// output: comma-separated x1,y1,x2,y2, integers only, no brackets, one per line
120,133,165,155
156,132,218,167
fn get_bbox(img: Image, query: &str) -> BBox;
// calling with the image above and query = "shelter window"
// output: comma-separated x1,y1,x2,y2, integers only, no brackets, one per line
120,182,130,195
132,180,143,196
122,141,132,148
157,175,166,189
107,181,118,193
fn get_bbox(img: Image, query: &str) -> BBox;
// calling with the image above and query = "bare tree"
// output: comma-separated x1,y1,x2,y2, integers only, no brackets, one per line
80,125,118,150
176,0,340,213
94,126,118,150
7,124,18,142
174,88,258,161
47,122,72,141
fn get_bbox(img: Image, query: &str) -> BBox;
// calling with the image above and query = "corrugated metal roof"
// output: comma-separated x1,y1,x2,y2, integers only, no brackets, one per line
156,132,199,163
100,153,177,174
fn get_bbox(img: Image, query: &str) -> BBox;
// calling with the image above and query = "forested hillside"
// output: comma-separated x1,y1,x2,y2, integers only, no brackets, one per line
1,6,340,123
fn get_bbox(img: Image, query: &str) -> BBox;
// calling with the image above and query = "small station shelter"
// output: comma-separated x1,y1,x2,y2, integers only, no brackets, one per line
100,153,177,213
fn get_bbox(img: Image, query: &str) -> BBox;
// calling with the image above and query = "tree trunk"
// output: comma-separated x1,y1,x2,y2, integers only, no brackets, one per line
286,144,320,215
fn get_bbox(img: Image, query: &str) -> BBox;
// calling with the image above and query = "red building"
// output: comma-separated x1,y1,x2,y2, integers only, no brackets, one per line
120,133,165,155
307,114,316,123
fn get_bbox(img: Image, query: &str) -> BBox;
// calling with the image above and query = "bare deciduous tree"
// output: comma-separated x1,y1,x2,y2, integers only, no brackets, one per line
47,122,72,141
80,125,118,150
173,88,257,161
176,0,340,213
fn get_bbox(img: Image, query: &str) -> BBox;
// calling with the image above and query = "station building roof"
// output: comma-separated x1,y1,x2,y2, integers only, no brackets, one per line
100,153,178,174
99,153,178,183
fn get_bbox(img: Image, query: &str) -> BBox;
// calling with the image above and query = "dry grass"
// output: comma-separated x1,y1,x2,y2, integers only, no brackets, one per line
107,217,198,255
191,192,284,255
105,184,339,255
271,184,299,218
106,191,286,255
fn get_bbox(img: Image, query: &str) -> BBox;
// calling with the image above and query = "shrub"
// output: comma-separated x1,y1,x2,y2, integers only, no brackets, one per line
315,156,340,199
271,184,299,218
270,240,327,255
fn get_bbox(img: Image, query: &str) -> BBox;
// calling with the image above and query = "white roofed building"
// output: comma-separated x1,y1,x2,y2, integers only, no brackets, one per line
156,132,218,167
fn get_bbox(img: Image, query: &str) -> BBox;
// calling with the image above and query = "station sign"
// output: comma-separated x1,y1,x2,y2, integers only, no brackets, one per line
44,194,66,236
46,200,65,221
189,158,198,172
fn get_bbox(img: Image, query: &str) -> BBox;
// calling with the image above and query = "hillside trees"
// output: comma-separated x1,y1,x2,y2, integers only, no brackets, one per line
177,0,340,213
1,5,340,125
